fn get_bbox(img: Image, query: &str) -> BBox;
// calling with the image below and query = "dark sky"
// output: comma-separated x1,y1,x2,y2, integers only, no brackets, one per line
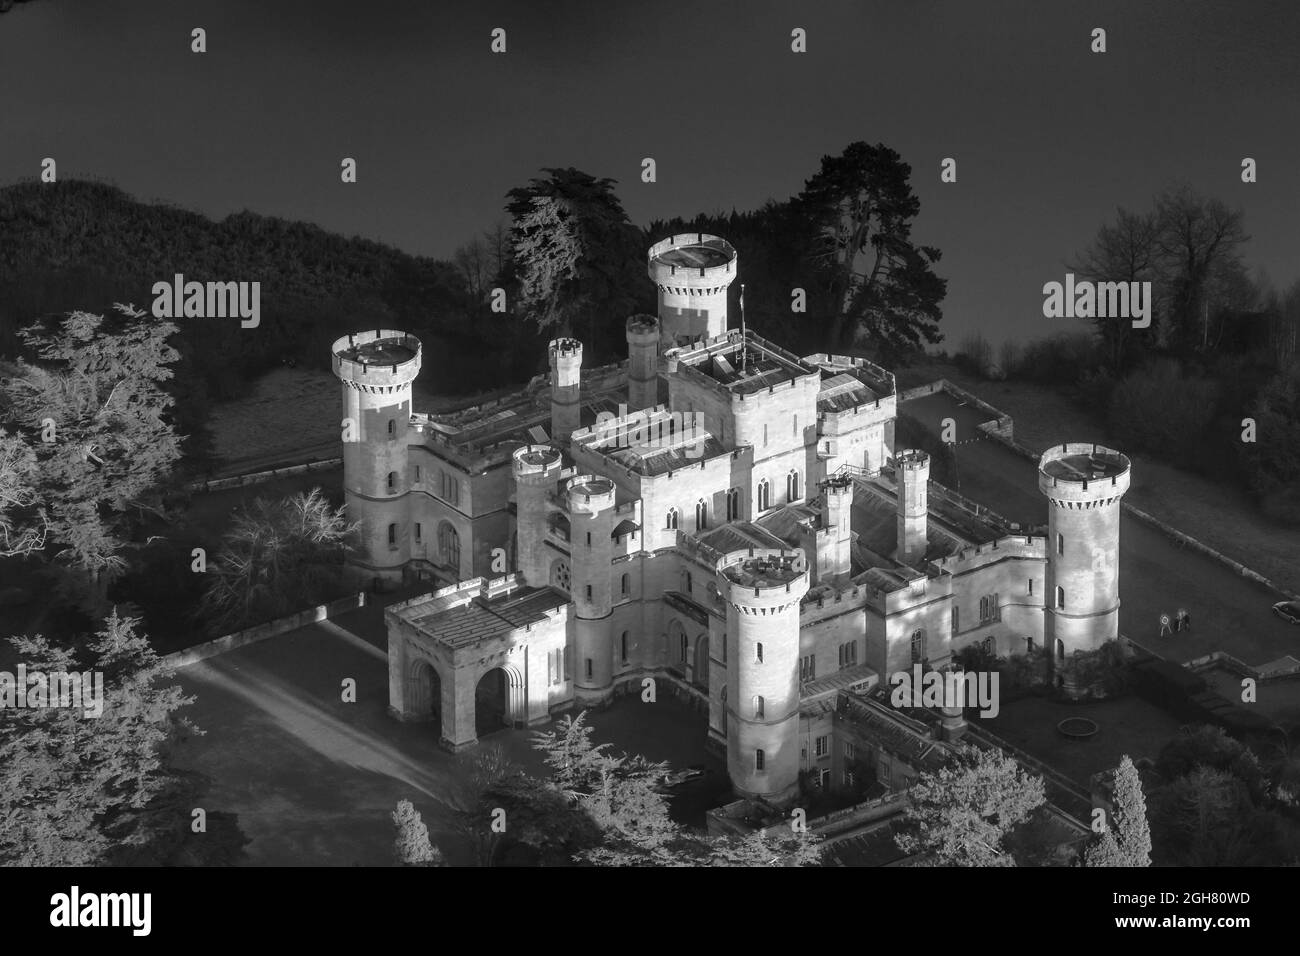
2,0,1296,351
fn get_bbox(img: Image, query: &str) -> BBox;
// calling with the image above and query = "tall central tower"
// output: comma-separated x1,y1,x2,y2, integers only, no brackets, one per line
1038,442,1131,691
647,233,738,347
333,330,422,589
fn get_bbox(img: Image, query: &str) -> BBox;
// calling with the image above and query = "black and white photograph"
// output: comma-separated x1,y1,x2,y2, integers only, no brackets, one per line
0,0,1296,935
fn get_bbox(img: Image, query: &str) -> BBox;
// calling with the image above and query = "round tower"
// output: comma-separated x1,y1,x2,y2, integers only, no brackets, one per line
625,314,660,412
511,444,564,588
718,548,811,805
567,475,617,703
647,233,738,346
895,449,930,566
548,338,583,445
1038,443,1131,691
332,330,422,589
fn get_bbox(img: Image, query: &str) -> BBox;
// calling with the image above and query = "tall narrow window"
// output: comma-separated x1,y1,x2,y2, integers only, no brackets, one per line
695,498,708,531
1057,533,1064,556
910,628,926,664
585,585,593,601
387,523,397,548
787,469,800,502
621,573,629,596
685,571,693,594
757,479,770,512
755,642,764,663
755,749,765,771
951,606,959,634
414,522,422,544
726,487,741,521
387,419,395,437
793,413,799,436
1056,586,1065,609
414,464,421,483
585,658,593,679
438,523,460,570
679,632,688,663
387,471,397,492
620,631,629,663
753,695,765,718
666,508,678,531
1029,577,1034,596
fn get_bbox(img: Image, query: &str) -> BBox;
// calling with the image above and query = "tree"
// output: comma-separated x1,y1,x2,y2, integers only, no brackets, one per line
1240,365,1300,524
1154,184,1249,352
894,744,1045,866
196,487,358,631
1068,207,1163,372
0,610,197,866
1084,755,1150,866
795,142,946,359
392,799,442,866
0,304,183,607
506,168,643,352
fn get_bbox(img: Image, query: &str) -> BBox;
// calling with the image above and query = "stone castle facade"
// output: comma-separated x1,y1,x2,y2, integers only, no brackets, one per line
332,232,1131,804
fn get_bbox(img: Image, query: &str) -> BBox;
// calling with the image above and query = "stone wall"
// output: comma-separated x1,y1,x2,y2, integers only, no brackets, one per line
163,592,367,668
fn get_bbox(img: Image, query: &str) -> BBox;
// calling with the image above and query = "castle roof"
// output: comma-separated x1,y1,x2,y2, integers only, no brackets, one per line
404,585,569,648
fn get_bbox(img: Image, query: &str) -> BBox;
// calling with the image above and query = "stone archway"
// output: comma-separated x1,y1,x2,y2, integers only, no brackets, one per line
406,658,442,728
474,663,527,737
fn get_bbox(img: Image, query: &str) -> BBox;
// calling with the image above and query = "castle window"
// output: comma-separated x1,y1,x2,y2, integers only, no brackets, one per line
879,760,891,784
666,508,678,531
1057,533,1064,556
414,464,421,483
845,741,856,761
755,749,765,772
586,531,591,547
620,631,629,663
441,472,459,506
695,499,708,531
1056,586,1065,609
979,594,1000,623
838,641,857,669
763,424,768,446
680,631,688,663
793,413,799,436
387,471,397,493
585,658,593,679
621,573,629,596
757,479,770,512
910,629,927,664
1056,639,1065,661
586,585,592,601
815,735,829,758
787,470,800,503
951,606,960,634
1028,577,1034,596
726,487,741,521
550,560,571,593
753,695,765,718
755,642,763,663
685,571,693,594
387,523,397,548
414,522,422,544
438,522,460,570
387,419,395,437
800,654,816,682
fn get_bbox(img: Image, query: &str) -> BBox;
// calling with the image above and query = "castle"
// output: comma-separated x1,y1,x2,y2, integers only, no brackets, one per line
332,233,1131,805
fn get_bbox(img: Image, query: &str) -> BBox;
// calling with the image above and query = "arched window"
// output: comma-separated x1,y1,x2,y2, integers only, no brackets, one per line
438,522,460,570
983,635,997,655
666,508,678,531
753,695,765,718
685,571,693,594
755,642,764,663
726,487,741,521
1057,533,1065,556
620,631,629,663
757,479,770,512
621,573,629,596
679,631,688,663
910,628,926,664
787,469,801,502
1056,638,1065,661
1056,586,1066,609
387,523,397,547
695,498,708,531
387,419,395,437
387,471,398,493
